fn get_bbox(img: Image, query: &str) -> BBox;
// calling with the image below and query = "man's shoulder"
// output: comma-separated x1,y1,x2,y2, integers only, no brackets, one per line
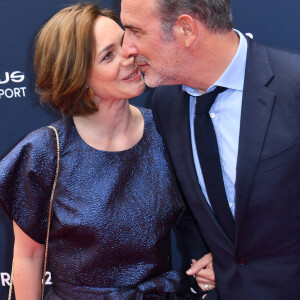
246,38,300,92
263,45,300,88
248,38,300,72
267,46,300,74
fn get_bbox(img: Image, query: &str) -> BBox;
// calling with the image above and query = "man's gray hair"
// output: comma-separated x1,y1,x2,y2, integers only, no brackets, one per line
156,0,233,35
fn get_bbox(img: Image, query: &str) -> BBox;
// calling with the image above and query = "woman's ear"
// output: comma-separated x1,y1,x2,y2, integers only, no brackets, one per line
174,14,198,47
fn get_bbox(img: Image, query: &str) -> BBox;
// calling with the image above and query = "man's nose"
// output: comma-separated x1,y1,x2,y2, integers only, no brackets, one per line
122,31,139,59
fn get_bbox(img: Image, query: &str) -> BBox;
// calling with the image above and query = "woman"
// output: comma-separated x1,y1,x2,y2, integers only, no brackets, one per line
0,3,214,299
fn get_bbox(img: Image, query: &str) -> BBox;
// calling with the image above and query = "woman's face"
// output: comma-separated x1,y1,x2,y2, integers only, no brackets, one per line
88,16,145,103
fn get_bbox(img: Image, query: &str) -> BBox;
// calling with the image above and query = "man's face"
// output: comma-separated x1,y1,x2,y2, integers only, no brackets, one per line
121,0,184,87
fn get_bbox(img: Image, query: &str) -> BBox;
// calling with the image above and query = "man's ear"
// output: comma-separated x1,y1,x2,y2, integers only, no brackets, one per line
174,14,198,47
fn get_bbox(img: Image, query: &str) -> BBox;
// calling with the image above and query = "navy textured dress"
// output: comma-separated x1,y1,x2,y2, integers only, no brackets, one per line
0,107,192,299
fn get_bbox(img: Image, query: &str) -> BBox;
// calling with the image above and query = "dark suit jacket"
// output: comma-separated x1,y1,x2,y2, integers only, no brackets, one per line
151,38,300,299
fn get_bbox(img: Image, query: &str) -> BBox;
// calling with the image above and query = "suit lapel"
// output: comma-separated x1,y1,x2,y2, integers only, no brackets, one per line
235,38,275,244
169,88,197,189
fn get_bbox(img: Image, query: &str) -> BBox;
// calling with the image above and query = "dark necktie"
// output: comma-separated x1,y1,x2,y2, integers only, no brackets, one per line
194,86,235,242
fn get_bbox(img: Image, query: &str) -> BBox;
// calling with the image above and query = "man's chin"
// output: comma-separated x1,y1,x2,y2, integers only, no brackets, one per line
145,77,175,88
145,82,159,88
144,73,166,88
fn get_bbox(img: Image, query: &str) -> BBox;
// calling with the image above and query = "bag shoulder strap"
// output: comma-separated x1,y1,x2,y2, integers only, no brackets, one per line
8,125,60,300
41,125,60,298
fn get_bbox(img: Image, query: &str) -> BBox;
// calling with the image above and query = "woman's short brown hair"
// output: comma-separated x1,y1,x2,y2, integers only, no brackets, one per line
34,3,120,116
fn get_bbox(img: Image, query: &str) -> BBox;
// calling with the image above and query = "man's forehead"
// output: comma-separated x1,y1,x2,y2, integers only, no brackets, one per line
121,0,156,22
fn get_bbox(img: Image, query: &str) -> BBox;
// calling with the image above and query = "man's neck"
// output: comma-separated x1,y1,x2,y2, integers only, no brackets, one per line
186,30,240,91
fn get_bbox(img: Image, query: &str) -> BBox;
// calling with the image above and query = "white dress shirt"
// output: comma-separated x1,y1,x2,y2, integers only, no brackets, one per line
183,30,248,217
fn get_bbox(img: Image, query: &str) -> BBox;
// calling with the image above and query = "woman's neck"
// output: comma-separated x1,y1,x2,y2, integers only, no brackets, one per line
73,100,144,152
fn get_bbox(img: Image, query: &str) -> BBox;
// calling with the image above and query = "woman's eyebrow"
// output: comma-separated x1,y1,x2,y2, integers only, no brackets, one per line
98,44,114,57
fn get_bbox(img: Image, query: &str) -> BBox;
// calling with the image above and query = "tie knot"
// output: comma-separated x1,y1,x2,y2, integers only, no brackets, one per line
195,86,227,114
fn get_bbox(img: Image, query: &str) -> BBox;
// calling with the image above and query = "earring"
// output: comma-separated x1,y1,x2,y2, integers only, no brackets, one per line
86,87,94,101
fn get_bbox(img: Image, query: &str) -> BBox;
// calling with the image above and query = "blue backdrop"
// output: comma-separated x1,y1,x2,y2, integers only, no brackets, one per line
0,0,299,298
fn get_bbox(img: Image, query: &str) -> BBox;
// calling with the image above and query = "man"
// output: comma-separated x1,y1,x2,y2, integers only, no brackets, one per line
121,0,300,299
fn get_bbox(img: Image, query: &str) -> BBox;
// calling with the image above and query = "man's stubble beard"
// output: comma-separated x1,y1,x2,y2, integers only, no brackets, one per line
139,45,188,88
143,64,182,87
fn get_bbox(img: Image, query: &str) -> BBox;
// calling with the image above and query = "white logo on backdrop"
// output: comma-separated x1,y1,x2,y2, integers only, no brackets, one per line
0,71,27,100
245,32,254,39
0,271,52,286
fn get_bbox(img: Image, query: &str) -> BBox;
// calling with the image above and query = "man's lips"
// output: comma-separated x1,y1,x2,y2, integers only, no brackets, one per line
134,58,149,67
135,64,149,73
135,61,148,67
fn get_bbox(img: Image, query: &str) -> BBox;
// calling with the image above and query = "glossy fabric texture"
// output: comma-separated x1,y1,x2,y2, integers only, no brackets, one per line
0,108,192,299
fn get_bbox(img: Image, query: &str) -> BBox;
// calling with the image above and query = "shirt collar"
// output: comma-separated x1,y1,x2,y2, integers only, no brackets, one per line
182,29,248,96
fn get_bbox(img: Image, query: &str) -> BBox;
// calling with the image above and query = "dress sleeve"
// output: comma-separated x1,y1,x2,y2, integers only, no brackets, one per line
0,127,57,244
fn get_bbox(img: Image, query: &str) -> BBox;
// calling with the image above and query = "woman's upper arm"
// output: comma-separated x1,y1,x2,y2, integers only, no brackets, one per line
13,221,44,259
